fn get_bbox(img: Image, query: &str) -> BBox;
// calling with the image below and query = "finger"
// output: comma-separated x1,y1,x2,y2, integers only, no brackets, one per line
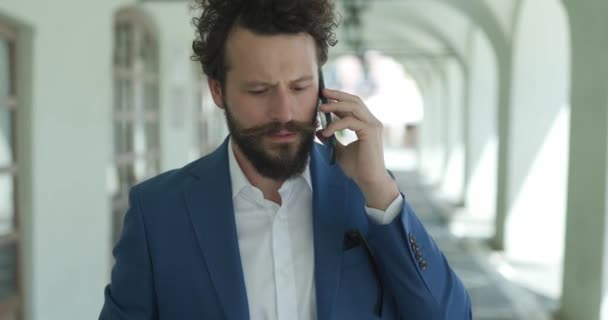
315,130,328,143
322,116,366,137
334,135,346,159
323,109,352,120
320,89,377,123
320,101,374,123
317,129,346,158
322,88,361,103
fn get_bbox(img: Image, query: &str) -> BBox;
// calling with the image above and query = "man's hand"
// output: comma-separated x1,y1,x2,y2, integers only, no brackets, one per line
317,88,399,210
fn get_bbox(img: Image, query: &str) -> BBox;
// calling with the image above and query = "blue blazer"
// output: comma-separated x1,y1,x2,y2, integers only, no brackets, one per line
100,138,471,319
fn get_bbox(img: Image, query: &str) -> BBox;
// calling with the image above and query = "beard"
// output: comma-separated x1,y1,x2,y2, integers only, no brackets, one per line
224,103,319,181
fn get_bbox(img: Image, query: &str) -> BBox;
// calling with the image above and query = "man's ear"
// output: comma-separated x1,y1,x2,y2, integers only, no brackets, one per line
208,78,225,109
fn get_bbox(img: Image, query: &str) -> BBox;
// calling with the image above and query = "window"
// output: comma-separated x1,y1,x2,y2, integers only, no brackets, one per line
111,9,161,243
0,22,22,320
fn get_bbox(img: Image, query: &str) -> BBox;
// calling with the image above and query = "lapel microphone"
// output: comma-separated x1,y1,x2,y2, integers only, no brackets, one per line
343,229,384,317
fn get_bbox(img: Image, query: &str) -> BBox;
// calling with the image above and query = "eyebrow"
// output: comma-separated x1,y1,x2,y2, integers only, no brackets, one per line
243,75,314,87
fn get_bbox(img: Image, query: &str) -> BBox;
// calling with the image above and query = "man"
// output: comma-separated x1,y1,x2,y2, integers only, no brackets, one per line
100,0,471,319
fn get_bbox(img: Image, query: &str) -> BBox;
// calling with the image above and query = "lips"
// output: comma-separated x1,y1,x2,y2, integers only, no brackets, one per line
268,131,297,142
271,130,295,136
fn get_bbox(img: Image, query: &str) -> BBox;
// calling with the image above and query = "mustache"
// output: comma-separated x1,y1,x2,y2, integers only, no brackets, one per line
240,119,319,138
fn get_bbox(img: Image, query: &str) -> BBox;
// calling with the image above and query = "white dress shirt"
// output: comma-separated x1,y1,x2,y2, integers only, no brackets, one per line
228,139,403,320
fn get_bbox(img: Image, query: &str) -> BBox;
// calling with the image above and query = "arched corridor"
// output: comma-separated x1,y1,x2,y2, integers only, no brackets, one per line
0,0,606,319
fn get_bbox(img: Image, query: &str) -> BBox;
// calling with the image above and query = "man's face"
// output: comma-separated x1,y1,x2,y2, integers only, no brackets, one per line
210,26,320,180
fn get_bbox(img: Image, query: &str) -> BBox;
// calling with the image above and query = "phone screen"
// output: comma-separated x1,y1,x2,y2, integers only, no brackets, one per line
318,69,337,165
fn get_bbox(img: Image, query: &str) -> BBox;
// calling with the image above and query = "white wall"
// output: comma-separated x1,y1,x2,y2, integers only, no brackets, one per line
0,0,136,319
505,0,570,299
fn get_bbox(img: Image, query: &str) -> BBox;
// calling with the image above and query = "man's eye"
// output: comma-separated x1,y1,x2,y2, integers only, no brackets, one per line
249,89,267,95
293,86,308,92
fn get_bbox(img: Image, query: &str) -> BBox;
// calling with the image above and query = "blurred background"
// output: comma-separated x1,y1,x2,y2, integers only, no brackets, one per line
0,0,604,319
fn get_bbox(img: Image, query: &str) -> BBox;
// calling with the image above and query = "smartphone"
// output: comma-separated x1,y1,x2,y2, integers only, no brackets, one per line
318,69,337,165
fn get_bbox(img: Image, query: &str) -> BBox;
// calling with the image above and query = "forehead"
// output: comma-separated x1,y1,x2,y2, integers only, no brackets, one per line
224,26,318,79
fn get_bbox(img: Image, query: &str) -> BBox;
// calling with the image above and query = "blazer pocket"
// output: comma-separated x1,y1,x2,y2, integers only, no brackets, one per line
341,245,370,269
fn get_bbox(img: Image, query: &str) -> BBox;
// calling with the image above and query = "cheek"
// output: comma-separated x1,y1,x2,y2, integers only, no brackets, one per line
296,92,319,118
227,94,264,122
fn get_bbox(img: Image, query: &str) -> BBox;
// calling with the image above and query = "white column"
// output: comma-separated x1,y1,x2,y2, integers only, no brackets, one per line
503,0,570,299
560,1,608,319
463,27,498,232
439,57,466,204
419,69,447,185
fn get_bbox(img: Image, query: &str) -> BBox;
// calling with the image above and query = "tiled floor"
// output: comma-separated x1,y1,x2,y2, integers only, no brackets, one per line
392,171,553,320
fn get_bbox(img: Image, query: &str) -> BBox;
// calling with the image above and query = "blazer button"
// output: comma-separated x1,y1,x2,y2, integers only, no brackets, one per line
409,234,416,244
412,243,419,252
416,253,423,263
420,260,427,270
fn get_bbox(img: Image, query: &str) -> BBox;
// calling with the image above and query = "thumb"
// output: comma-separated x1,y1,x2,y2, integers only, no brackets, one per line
315,130,328,144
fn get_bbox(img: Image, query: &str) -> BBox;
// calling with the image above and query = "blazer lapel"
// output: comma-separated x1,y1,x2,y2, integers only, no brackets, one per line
183,138,249,320
182,140,349,320
310,144,349,320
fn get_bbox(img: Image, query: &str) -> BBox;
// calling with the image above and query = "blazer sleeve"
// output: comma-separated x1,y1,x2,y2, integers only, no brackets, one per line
367,195,472,320
99,186,158,320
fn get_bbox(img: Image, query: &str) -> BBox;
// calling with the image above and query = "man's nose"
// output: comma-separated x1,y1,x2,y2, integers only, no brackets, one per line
268,87,294,123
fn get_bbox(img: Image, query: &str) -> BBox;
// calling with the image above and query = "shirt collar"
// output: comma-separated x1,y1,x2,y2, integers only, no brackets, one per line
228,136,312,199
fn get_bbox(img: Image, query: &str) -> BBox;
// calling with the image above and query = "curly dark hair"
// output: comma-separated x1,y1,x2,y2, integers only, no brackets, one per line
191,0,339,85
